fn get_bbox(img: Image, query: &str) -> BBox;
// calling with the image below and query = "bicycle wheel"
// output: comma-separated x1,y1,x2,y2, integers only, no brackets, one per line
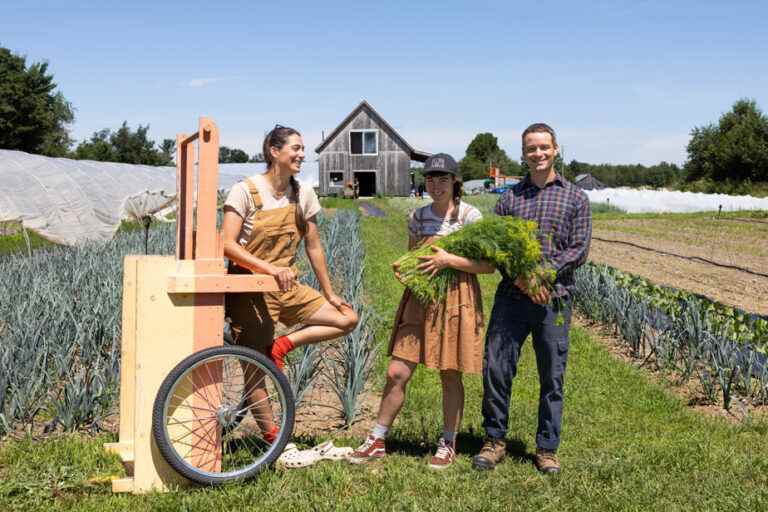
152,345,295,485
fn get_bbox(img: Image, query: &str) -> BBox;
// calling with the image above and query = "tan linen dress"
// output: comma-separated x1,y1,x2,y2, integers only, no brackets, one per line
387,206,485,374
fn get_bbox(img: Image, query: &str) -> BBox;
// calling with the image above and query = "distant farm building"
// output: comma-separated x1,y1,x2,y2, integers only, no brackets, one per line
574,173,606,190
489,164,521,188
315,101,430,197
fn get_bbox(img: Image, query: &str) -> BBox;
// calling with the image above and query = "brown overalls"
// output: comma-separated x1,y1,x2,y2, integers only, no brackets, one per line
388,206,485,374
226,178,325,351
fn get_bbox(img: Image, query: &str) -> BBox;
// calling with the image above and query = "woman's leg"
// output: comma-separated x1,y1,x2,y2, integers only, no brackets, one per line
288,302,359,346
429,369,464,469
349,357,416,462
241,365,277,438
376,357,418,427
440,370,464,437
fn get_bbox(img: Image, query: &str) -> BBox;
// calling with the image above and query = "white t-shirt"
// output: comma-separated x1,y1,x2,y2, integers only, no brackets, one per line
225,174,322,246
408,201,482,239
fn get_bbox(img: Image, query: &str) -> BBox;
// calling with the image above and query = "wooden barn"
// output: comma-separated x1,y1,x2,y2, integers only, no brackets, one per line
315,100,430,197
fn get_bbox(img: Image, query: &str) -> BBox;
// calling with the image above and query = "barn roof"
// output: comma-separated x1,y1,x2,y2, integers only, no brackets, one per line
315,100,430,162
574,173,606,190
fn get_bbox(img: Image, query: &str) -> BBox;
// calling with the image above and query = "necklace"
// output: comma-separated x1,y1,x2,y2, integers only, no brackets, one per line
267,176,289,199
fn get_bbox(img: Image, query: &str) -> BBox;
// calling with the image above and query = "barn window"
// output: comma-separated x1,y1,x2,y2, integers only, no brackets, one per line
329,172,344,186
350,130,377,155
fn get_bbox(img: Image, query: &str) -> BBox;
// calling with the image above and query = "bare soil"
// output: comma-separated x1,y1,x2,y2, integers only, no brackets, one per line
590,219,768,316
291,375,378,442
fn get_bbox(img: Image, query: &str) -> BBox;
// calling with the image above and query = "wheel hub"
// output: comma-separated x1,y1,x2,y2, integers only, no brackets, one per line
216,404,240,427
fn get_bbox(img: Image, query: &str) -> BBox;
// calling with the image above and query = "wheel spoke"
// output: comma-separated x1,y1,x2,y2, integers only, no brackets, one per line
158,350,292,482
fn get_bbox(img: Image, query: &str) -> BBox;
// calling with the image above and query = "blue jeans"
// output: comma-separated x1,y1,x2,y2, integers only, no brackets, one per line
481,282,572,452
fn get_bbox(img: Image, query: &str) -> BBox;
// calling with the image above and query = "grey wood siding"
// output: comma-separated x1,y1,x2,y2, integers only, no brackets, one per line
317,106,415,196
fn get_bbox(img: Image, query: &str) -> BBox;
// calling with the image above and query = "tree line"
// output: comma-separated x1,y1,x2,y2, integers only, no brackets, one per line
0,47,259,165
456,131,684,188
458,100,768,191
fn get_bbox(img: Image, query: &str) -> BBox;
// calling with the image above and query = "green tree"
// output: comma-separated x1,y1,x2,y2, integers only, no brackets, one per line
159,139,175,165
563,159,682,188
685,98,768,183
0,46,74,156
219,146,249,163
459,132,520,180
72,122,172,165
249,152,265,163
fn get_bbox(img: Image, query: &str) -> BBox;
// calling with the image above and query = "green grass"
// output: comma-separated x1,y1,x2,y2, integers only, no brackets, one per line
319,197,359,209
589,202,626,214
0,223,55,256
1,198,768,510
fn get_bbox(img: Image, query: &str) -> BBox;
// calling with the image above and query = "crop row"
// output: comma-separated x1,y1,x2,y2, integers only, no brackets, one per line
604,266,767,351
284,210,378,426
0,212,373,436
573,263,768,409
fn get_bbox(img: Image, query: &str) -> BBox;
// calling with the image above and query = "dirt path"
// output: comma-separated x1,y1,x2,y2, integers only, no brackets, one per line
358,202,386,217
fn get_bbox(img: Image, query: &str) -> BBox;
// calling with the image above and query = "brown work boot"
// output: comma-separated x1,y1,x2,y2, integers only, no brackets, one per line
471,437,506,470
534,448,561,474
347,435,386,464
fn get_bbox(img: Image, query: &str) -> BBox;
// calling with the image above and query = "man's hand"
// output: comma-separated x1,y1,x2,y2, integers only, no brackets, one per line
417,246,454,278
515,273,551,305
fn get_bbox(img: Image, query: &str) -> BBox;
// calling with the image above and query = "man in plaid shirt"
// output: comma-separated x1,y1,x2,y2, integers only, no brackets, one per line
472,123,592,474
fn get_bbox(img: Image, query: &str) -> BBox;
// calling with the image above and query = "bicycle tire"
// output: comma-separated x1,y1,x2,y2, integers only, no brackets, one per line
152,345,295,485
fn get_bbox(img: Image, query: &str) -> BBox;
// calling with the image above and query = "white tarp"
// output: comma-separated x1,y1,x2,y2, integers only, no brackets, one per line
585,187,768,213
0,150,319,245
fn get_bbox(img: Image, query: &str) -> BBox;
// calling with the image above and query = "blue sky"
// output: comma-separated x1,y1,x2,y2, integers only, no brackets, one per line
3,0,767,177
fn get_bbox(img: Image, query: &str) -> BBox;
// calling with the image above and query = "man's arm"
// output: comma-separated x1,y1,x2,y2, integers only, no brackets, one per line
547,194,592,275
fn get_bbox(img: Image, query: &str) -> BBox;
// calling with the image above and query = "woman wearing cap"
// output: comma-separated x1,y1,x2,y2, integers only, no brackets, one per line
349,153,494,469
222,125,359,443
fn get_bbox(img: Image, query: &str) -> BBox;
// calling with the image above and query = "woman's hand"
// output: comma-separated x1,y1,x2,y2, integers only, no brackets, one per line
270,265,297,292
417,246,454,278
392,262,405,284
325,292,352,312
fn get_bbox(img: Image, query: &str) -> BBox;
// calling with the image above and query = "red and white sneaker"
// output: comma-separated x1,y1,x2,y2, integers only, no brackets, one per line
347,435,386,464
428,438,456,470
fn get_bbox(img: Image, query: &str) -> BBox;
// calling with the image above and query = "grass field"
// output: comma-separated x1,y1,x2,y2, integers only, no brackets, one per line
1,199,768,510
0,222,55,255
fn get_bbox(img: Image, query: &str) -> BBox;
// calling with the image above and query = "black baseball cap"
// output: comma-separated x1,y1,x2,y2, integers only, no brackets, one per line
422,153,459,177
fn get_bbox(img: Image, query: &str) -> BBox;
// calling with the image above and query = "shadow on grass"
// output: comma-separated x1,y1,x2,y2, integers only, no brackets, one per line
377,431,535,465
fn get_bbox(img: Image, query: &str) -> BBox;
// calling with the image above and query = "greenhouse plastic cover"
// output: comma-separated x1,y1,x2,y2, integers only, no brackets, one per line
0,150,319,245
585,187,768,214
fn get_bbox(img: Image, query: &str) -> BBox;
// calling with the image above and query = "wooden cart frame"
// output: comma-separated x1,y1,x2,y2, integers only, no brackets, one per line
104,118,278,493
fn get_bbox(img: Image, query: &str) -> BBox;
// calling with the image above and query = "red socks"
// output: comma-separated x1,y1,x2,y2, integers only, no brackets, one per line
270,335,295,371
263,424,280,444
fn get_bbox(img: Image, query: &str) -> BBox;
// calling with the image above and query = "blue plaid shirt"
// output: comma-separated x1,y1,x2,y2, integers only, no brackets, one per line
495,173,592,298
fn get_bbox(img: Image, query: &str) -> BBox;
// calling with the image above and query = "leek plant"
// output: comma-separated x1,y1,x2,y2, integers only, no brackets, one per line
320,211,379,427
0,222,176,435
0,211,375,436
574,263,768,410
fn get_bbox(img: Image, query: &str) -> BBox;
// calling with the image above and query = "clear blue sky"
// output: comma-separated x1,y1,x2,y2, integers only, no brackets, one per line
2,0,767,171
